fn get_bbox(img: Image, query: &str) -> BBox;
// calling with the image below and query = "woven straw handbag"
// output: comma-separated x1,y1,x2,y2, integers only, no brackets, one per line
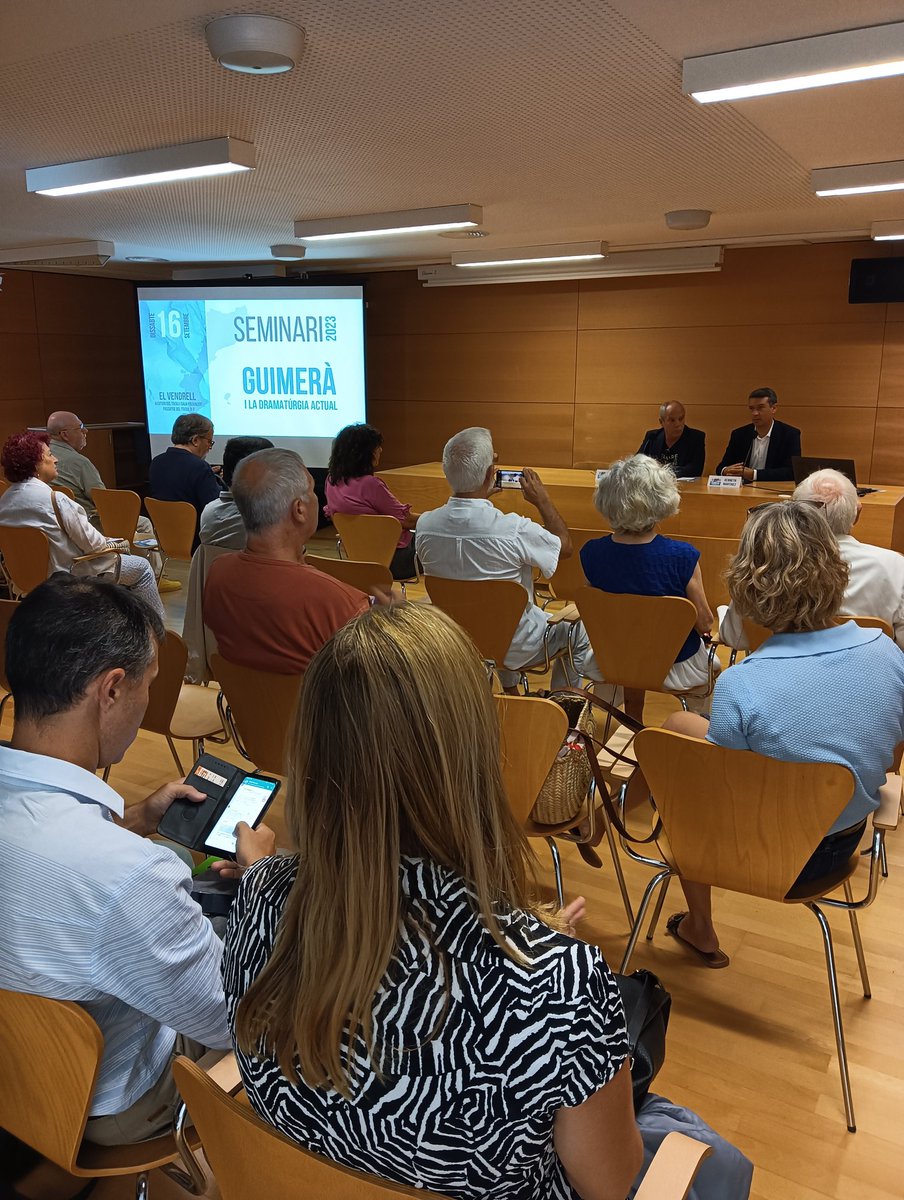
530,691,595,825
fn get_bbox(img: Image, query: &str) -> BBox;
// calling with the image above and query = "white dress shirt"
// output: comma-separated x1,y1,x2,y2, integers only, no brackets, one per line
199,491,247,550
0,476,108,571
416,498,561,669
0,745,230,1115
748,423,772,478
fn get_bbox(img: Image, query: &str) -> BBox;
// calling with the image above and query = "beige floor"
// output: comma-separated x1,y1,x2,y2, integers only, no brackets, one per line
12,543,904,1200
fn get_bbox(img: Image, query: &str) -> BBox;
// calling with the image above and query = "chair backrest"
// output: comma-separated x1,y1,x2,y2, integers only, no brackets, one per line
0,597,19,692
740,618,772,651
424,576,527,667
0,479,8,496
0,990,102,1173
842,614,894,637
210,653,302,775
495,695,569,823
52,483,76,501
0,525,51,595
741,614,892,654
142,629,189,736
91,487,141,542
173,1057,450,1200
546,528,599,601
145,497,196,561
306,554,392,596
332,513,401,568
633,728,855,901
575,588,696,691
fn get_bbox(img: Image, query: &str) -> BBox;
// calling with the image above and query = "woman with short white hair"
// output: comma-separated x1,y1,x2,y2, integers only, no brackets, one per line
581,455,716,719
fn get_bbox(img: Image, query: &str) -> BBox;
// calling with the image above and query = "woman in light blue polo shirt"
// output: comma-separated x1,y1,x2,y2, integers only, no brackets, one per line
662,501,904,968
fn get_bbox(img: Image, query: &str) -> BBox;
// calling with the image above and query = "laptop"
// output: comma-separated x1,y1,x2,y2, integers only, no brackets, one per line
791,456,878,497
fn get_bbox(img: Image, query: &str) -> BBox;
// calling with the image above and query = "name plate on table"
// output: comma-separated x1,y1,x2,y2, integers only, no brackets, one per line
707,474,743,490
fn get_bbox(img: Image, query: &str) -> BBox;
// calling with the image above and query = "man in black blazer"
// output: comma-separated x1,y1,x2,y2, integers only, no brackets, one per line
636,402,706,478
715,388,801,483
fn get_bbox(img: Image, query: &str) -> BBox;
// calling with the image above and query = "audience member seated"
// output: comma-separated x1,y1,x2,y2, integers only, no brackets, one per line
664,502,904,968
204,448,369,674
0,432,165,619
0,575,274,1144
223,604,752,1200
200,435,274,550
581,455,717,720
148,412,223,549
636,402,706,478
720,470,904,651
324,422,420,580
416,426,591,690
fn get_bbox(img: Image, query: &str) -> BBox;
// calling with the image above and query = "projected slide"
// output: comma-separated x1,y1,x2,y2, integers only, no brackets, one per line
136,285,366,466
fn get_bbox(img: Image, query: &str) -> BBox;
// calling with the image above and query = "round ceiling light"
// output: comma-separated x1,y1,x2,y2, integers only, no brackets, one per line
205,15,305,75
270,244,306,260
665,209,712,231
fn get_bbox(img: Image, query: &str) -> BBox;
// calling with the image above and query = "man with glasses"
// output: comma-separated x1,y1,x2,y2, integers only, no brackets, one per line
148,413,224,551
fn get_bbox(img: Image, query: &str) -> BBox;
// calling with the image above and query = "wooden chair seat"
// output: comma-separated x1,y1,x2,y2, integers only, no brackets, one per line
169,683,225,741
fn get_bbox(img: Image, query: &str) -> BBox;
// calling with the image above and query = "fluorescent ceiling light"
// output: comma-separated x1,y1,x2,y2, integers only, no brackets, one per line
871,220,904,241
683,22,904,103
812,160,904,196
419,247,722,287
26,138,255,196
294,204,482,241
0,241,115,266
452,241,607,268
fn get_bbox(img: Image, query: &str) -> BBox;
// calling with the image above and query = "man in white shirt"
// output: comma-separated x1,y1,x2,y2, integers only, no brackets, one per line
416,427,591,689
0,574,275,1144
715,388,801,483
719,469,904,648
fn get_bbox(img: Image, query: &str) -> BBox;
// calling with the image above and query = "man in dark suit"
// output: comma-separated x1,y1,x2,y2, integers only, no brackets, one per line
636,402,706,477
715,387,801,483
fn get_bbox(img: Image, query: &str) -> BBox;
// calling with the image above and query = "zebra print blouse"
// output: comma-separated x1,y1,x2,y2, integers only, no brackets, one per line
223,855,628,1200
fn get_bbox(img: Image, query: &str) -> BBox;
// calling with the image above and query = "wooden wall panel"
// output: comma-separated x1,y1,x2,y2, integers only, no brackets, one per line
574,324,883,410
368,399,575,469
871,409,904,485
578,242,887,330
38,334,143,417
368,331,577,404
878,321,904,406
0,270,37,334
32,272,138,340
0,334,42,400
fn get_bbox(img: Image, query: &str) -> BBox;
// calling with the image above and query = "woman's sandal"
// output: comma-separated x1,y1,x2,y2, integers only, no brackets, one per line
666,912,730,969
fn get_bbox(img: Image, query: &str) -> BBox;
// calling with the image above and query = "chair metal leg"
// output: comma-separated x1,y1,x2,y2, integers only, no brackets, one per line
805,901,856,1132
165,1101,208,1194
546,836,565,909
102,764,111,783
646,874,671,941
843,880,871,999
879,838,888,878
620,868,672,974
135,1172,149,1199
597,802,634,925
166,735,184,775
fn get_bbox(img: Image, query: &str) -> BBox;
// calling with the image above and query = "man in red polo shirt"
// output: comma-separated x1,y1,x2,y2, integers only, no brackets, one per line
204,448,368,674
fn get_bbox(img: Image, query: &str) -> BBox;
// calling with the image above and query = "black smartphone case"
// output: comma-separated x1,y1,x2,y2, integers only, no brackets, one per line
156,753,248,851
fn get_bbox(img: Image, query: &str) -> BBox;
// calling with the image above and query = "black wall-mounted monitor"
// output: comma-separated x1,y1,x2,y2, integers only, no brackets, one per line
849,257,904,304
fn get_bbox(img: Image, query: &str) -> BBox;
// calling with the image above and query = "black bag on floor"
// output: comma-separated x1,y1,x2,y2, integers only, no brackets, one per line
615,968,672,1111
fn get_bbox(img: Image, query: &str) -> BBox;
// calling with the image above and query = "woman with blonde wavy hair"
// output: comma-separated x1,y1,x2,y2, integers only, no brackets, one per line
662,501,904,969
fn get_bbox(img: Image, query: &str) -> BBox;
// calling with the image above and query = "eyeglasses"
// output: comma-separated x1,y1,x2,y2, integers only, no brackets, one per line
747,498,826,516
195,434,215,448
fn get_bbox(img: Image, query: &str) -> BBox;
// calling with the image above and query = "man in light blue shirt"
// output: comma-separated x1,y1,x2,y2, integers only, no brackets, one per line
0,573,274,1144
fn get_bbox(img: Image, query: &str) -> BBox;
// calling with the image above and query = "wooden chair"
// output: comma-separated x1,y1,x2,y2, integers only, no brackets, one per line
173,1055,711,1200
621,728,902,1132
134,630,228,775
536,527,598,606
733,614,892,665
307,553,393,597
0,989,205,1199
0,478,8,496
52,482,76,500
145,498,196,578
0,597,17,722
210,652,302,775
0,525,50,596
333,512,403,569
92,486,142,543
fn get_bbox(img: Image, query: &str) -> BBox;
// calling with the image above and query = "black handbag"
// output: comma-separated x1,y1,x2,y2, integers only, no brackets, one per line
615,968,671,1111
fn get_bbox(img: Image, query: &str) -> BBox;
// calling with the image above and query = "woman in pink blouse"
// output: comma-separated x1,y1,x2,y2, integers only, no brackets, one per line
324,424,419,579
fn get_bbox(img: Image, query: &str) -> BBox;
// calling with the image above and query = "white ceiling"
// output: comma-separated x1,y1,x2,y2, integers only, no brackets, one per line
3,0,904,278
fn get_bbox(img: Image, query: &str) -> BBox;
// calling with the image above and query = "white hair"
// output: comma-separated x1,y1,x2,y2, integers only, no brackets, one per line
793,468,858,536
442,427,494,493
594,454,680,533
232,448,311,534
658,402,684,420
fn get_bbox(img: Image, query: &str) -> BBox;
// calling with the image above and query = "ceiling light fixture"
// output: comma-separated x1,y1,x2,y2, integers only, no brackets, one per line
812,160,904,196
683,22,904,103
205,14,305,74
270,243,306,260
26,138,256,197
0,241,115,267
452,241,607,268
871,220,904,241
419,246,722,287
665,209,711,230
294,204,482,241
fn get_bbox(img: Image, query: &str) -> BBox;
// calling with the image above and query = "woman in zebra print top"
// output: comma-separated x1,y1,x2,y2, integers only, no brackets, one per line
223,604,642,1200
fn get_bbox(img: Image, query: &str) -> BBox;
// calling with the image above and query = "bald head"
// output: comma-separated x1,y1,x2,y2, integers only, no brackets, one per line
658,401,686,445
793,468,859,535
47,411,86,449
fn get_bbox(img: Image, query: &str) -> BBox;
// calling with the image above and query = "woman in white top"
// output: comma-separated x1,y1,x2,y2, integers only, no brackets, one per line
0,432,165,618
